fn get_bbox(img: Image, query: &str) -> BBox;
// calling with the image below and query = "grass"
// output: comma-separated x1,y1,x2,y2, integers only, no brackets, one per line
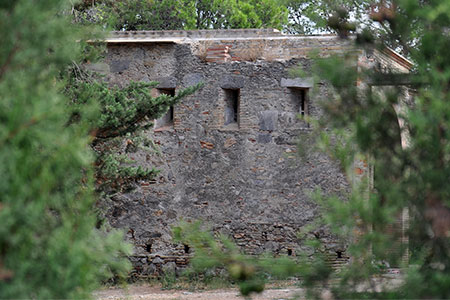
101,267,301,295
158,269,235,291
154,269,301,292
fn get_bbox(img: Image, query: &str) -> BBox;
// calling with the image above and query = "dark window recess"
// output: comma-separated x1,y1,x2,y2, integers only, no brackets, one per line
287,249,293,256
300,89,307,116
155,88,175,128
290,88,308,116
336,251,342,259
183,244,190,254
146,243,152,253
223,89,240,126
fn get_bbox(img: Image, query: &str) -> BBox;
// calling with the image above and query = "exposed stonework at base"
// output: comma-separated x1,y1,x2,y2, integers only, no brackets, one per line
95,29,411,276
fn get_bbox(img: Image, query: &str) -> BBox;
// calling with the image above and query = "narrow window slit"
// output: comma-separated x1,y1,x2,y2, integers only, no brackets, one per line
287,249,293,256
300,89,306,116
288,87,309,128
184,244,190,254
223,88,240,127
155,88,175,128
146,243,152,253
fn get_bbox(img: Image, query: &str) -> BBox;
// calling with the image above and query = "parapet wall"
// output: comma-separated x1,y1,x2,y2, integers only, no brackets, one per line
105,29,354,62
107,28,283,40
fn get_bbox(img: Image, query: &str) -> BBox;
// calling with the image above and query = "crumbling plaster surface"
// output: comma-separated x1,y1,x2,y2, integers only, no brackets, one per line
98,32,355,276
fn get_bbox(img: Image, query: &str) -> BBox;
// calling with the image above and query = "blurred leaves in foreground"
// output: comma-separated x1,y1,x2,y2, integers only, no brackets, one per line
175,0,450,299
0,1,132,298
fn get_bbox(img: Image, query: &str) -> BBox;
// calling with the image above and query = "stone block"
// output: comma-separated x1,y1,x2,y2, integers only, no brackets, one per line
224,138,237,148
146,263,158,275
258,110,278,131
257,133,272,144
140,75,151,83
151,256,164,264
280,77,313,88
110,59,131,73
162,262,177,274
84,62,110,74
220,75,245,89
264,241,279,252
183,73,204,87
156,76,177,89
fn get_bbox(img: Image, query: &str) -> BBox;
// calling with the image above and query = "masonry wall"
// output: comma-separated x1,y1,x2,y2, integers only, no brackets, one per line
99,33,353,277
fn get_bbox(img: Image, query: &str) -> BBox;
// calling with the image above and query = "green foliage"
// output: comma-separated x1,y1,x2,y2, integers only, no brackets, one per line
0,0,132,298
73,0,288,31
284,0,421,57
296,0,450,298
74,0,186,30
176,1,450,299
160,270,178,289
66,70,203,138
98,153,159,181
284,0,370,34
174,221,331,297
174,222,267,296
65,67,202,191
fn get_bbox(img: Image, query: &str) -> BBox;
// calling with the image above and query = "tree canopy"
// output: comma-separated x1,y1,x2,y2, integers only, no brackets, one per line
73,0,289,31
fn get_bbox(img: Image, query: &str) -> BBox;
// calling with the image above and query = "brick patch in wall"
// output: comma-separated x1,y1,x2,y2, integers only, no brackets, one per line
205,45,232,63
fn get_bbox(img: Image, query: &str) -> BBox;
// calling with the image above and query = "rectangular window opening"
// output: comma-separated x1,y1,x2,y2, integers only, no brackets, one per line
288,87,309,128
290,88,308,117
291,88,308,116
155,88,175,128
223,89,240,127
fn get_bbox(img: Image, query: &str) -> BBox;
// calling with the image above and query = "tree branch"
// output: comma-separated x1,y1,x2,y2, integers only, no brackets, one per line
0,43,19,81
0,117,40,147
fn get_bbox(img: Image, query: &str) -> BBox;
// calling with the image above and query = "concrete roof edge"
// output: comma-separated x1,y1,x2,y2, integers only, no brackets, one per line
108,28,282,39
103,29,344,43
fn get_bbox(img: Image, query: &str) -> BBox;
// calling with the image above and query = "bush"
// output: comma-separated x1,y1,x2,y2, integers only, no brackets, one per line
0,1,131,298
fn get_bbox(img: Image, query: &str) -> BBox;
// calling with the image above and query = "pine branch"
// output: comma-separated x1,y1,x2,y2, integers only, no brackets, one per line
0,117,41,147
93,82,204,139
0,42,19,81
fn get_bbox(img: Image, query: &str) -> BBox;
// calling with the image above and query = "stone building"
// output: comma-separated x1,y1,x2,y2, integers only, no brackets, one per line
94,29,412,276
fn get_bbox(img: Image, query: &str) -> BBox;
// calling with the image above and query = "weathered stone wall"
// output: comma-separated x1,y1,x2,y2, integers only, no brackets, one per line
95,30,398,277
